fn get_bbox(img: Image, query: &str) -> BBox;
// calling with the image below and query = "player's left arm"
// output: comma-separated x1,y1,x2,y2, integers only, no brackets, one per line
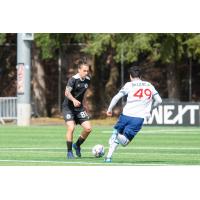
149,85,162,115
152,93,162,109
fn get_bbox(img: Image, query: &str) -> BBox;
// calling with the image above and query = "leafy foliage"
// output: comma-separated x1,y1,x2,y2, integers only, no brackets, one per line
185,34,200,59
154,34,185,64
80,33,156,63
2,33,200,116
0,33,6,45
34,33,60,59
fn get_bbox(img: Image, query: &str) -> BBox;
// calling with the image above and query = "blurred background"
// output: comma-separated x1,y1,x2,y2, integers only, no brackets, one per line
0,33,200,119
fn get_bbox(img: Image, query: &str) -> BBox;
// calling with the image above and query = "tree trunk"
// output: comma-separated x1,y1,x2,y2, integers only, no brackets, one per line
89,55,102,117
105,54,119,100
167,63,180,100
32,48,47,116
166,36,180,101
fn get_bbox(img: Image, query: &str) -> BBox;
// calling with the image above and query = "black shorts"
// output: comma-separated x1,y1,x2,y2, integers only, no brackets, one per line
62,106,90,125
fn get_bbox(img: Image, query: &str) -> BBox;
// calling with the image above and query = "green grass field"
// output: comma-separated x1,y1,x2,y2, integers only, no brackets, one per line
0,125,200,166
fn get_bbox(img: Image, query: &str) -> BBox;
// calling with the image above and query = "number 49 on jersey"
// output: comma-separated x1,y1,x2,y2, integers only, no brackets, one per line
133,89,152,99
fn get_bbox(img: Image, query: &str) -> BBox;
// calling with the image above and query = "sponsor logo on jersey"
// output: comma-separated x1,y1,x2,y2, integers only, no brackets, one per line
66,114,71,119
84,84,88,88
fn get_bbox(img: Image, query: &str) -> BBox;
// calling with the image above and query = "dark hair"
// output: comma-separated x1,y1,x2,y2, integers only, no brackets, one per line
128,66,141,78
78,57,88,68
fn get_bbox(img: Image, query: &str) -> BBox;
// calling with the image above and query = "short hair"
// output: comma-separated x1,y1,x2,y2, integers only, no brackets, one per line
78,57,88,68
128,66,141,78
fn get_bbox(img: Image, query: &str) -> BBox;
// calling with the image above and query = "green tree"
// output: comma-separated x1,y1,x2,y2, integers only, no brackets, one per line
185,34,200,60
33,33,79,116
0,33,6,45
70,33,158,113
154,33,200,101
30,33,200,116
153,34,184,100
0,33,16,97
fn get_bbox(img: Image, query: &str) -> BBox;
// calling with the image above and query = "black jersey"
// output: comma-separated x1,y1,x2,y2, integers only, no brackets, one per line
62,74,90,111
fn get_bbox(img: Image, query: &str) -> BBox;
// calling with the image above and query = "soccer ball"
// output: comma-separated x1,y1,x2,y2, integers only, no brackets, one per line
92,144,105,158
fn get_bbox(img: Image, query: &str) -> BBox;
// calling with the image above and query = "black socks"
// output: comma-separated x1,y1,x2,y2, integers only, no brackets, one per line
75,136,85,147
66,141,72,152
66,136,85,152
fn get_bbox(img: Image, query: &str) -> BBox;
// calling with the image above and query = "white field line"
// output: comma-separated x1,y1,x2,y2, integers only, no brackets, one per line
0,159,173,166
102,130,200,134
0,150,199,156
1,147,200,150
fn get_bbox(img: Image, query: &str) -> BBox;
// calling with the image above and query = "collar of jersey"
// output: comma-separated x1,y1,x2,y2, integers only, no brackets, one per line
73,73,88,81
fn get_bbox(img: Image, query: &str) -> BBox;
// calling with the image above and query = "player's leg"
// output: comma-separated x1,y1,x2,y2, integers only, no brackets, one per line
105,130,131,162
109,114,126,145
80,120,92,139
73,111,91,157
109,116,144,161
105,115,144,162
65,120,76,159
116,133,130,146
109,129,118,145
105,129,119,161
105,137,119,162
106,129,130,162
63,107,76,159
105,115,126,162
121,116,144,146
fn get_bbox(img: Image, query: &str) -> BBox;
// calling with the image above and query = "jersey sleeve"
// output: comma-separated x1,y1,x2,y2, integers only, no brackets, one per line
118,82,130,96
151,85,159,96
66,77,75,92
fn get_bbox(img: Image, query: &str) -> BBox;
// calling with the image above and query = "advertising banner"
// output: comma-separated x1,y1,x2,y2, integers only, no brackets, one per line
145,103,200,125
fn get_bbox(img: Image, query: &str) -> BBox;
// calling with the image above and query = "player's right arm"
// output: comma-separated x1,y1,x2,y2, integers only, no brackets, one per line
106,92,124,116
65,78,81,107
106,83,129,116
65,88,81,107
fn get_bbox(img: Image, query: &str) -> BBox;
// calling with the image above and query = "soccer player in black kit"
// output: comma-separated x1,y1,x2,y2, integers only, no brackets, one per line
62,60,92,159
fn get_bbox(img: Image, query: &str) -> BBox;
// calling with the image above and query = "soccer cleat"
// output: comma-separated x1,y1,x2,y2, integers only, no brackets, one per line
73,143,81,157
104,157,112,163
67,151,75,159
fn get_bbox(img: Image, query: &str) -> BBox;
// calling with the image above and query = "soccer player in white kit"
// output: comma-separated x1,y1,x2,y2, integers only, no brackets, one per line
105,66,162,162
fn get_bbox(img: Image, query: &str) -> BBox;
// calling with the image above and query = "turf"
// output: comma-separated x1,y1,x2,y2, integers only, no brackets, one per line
0,125,200,166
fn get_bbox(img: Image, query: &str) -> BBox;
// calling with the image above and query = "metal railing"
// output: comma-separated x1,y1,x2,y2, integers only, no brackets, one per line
0,97,17,124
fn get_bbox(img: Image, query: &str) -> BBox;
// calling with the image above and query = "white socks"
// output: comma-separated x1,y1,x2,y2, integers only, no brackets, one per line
106,139,119,158
109,129,118,145
117,134,130,146
106,130,130,159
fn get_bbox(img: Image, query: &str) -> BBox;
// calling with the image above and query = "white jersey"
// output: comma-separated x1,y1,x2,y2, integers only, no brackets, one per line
118,80,158,118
